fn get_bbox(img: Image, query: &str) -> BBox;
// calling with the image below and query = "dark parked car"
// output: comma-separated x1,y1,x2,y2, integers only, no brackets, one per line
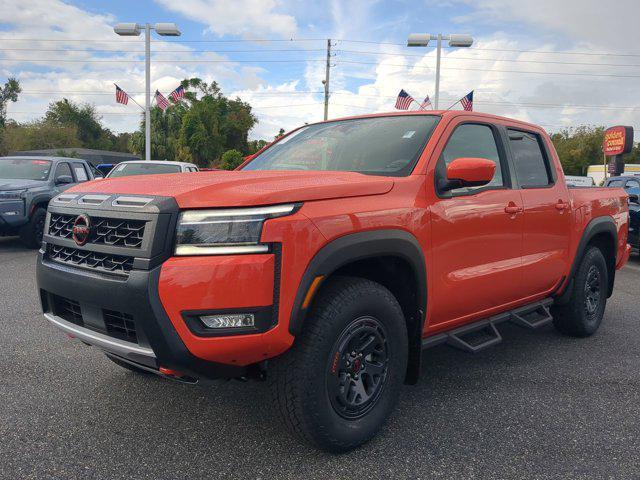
0,156,97,248
604,175,640,190
629,188,640,256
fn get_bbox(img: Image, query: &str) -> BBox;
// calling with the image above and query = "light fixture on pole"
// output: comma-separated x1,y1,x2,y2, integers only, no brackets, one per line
114,22,181,161
407,33,473,110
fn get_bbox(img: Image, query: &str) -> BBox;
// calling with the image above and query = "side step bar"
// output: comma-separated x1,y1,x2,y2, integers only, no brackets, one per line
421,298,554,354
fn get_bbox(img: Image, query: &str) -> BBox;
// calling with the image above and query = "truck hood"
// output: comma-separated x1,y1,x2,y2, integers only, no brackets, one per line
0,179,48,191
70,170,394,208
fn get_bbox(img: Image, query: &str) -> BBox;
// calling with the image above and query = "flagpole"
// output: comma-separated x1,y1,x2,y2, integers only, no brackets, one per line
445,99,461,110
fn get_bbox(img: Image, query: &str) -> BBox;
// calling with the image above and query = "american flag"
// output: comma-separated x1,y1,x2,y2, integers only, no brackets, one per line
115,85,128,105
395,89,415,110
461,90,474,111
170,85,185,102
155,90,169,110
419,95,432,110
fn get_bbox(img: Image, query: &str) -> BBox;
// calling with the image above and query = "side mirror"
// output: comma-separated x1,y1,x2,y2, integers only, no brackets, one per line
440,157,496,192
55,175,74,185
629,193,639,205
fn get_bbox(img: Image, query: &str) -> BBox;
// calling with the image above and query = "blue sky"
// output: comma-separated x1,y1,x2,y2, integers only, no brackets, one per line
2,0,640,139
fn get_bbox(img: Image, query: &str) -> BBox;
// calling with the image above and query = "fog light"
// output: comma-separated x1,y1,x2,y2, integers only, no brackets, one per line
200,313,255,329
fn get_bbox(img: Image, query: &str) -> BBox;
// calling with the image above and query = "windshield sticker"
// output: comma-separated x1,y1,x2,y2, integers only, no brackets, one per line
402,131,416,139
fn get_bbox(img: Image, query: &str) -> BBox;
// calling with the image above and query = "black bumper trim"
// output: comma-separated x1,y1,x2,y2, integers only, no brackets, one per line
37,256,249,380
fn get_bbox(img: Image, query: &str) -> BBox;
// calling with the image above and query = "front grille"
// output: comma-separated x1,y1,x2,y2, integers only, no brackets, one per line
103,309,137,343
49,213,146,248
47,244,134,275
52,295,83,326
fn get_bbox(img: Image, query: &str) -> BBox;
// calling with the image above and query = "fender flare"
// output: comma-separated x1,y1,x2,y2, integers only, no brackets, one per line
556,216,618,303
29,193,53,216
288,229,427,336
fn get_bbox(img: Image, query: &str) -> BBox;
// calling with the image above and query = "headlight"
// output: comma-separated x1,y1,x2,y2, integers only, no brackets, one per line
175,203,300,255
0,190,26,200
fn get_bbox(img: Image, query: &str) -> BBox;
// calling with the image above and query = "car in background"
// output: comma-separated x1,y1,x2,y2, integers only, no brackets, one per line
629,188,639,256
604,175,640,190
106,161,198,178
0,156,97,248
565,175,595,187
96,164,115,177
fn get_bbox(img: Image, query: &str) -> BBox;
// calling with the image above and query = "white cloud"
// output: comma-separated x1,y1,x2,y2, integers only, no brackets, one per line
154,0,297,38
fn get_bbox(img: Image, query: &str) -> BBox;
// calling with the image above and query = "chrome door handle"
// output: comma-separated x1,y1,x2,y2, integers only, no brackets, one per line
504,205,523,214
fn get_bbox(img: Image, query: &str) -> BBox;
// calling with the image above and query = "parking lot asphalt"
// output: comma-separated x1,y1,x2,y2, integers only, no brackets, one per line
1,236,639,479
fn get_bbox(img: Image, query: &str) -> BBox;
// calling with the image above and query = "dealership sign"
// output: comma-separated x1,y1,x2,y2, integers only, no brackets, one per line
603,125,633,157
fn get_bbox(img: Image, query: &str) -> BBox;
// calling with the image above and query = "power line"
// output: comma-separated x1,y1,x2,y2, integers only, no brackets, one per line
0,57,325,64
337,60,640,78
338,49,640,68
0,47,327,54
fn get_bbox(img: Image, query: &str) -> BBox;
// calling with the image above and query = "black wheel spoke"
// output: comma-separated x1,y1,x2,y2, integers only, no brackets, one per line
326,316,389,419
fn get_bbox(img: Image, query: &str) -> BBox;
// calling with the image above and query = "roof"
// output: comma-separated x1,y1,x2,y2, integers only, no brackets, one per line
8,148,140,166
116,160,197,167
319,110,544,131
0,155,90,163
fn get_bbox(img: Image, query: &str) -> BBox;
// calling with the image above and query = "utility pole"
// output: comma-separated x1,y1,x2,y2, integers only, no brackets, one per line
323,38,331,121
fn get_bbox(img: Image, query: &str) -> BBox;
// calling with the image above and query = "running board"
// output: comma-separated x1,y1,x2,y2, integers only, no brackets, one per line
421,298,554,354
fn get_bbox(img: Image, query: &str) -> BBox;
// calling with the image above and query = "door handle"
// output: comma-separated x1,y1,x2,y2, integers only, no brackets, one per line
504,204,523,215
555,201,569,211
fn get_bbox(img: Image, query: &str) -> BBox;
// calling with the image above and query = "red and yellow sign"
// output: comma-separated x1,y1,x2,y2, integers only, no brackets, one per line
603,126,633,157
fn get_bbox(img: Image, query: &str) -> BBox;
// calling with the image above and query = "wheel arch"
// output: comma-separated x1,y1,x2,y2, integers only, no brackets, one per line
288,229,427,384
556,216,618,304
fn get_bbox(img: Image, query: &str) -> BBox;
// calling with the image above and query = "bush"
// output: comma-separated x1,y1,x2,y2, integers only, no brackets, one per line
219,149,244,170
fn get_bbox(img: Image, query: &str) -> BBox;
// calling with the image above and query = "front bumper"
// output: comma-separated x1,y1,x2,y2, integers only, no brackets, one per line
37,255,256,380
0,199,27,232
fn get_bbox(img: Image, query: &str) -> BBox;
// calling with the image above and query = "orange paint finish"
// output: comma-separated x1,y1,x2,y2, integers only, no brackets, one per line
158,254,276,365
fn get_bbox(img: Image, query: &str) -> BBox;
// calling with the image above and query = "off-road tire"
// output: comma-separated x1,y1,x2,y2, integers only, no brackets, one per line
552,246,608,337
269,276,408,453
106,355,152,374
19,207,47,249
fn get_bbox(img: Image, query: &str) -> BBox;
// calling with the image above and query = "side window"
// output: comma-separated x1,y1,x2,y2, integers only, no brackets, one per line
625,179,640,189
439,123,504,195
54,162,73,180
607,179,623,187
72,162,89,182
508,130,553,188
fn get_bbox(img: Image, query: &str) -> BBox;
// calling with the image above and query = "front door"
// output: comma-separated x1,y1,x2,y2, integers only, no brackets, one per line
429,121,524,328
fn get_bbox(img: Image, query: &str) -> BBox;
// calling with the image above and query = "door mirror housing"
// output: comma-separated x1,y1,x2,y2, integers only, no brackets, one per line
440,157,496,192
55,175,74,185
629,193,639,205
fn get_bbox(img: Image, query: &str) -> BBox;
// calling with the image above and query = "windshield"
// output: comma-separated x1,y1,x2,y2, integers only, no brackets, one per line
108,163,182,178
0,158,52,181
242,115,440,176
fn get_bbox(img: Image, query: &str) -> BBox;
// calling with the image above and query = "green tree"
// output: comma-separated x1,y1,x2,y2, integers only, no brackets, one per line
2,120,79,152
550,126,606,175
219,149,244,170
45,98,114,150
0,78,21,128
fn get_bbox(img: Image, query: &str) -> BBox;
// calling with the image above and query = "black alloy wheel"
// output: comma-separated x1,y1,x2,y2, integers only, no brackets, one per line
326,316,389,420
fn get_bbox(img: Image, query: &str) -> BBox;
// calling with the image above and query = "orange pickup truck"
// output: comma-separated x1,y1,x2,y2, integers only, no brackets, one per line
36,111,630,452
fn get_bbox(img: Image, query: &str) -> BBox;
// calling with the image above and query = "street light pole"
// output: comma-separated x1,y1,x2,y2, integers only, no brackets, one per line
114,22,181,160
144,23,151,162
407,33,473,110
434,34,442,109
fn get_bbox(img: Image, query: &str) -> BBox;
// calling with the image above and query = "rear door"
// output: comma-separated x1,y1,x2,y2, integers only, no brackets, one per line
429,120,525,326
506,129,571,295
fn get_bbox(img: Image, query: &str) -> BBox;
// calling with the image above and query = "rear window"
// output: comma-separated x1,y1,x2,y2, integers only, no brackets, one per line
508,130,553,188
0,158,52,181
108,163,182,178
